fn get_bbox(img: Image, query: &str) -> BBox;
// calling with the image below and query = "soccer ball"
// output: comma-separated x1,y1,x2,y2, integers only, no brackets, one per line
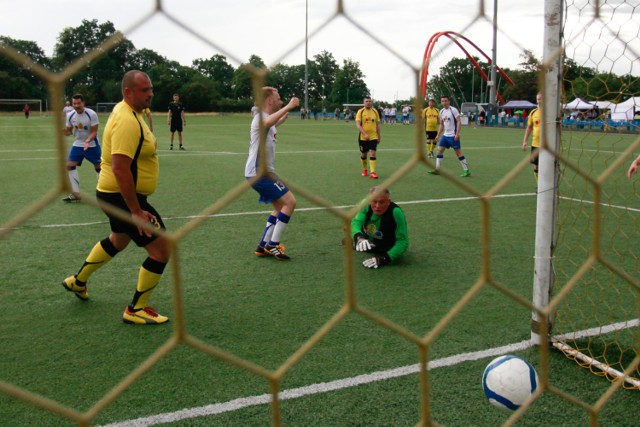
482,355,539,411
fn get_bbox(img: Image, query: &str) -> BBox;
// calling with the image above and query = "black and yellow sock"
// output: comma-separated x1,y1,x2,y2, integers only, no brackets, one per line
360,157,367,170
369,157,377,173
534,171,539,182
76,238,120,284
130,257,167,310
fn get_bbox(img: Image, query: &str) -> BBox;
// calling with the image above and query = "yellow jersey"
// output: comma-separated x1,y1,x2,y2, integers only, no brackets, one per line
528,108,541,148
98,101,158,195
422,106,439,132
356,107,380,141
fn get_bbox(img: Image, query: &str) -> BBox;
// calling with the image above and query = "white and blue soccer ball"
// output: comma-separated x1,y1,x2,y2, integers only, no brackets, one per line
482,355,539,411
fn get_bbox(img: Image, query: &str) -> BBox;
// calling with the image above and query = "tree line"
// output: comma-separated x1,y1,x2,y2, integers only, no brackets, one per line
0,19,370,113
2,19,637,112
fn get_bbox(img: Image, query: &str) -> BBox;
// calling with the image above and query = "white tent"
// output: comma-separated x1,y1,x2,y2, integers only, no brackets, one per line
563,98,594,110
611,97,640,121
590,100,616,110
499,100,538,109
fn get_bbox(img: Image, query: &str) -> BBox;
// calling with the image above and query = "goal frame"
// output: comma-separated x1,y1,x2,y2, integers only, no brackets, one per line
0,99,43,115
96,102,118,113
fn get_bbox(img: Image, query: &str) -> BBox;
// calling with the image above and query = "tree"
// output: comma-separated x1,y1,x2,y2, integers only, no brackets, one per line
330,58,368,105
181,74,218,111
428,57,484,106
129,48,167,71
0,36,50,100
232,55,266,99
52,19,135,103
265,63,305,101
192,54,235,99
309,50,338,106
147,61,191,111
505,50,540,101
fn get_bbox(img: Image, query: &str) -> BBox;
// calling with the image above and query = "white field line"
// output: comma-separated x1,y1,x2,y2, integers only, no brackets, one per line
98,340,536,427
5,193,536,231
0,143,621,159
98,318,638,427
0,145,523,161
559,196,640,213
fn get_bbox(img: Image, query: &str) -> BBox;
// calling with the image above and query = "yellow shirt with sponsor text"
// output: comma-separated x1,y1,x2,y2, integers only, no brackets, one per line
422,106,439,132
356,107,381,141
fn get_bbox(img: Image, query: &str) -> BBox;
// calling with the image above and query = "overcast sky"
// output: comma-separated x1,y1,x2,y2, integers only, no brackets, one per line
2,1,632,103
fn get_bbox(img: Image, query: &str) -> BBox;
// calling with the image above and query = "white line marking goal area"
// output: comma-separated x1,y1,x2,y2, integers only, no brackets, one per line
99,317,638,427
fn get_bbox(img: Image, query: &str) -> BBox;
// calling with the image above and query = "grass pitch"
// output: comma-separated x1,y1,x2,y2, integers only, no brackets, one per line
0,114,638,426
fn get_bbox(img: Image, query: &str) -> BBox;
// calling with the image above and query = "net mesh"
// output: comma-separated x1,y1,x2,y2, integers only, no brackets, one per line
551,0,640,390
0,1,639,425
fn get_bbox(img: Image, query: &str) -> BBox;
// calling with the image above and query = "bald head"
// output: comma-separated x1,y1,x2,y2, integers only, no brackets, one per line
121,70,153,112
121,70,146,93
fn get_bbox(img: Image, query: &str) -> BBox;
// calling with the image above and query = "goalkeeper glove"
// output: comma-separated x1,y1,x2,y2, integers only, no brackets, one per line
355,237,374,252
353,233,373,251
362,254,390,269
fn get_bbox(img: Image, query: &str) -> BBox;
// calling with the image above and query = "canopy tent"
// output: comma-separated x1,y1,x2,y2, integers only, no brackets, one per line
498,100,538,109
611,97,640,121
563,98,594,110
590,100,616,110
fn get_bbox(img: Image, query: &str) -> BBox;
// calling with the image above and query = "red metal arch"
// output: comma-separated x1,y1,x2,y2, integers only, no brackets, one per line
420,31,514,104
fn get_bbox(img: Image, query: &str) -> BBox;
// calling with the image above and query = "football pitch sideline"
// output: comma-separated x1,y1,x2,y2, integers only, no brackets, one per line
1,115,638,426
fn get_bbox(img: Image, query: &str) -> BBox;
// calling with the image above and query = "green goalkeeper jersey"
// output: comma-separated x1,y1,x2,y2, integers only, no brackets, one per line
351,202,409,262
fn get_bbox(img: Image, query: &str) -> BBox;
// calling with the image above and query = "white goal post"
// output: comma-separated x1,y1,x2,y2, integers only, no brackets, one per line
96,102,118,113
0,99,43,115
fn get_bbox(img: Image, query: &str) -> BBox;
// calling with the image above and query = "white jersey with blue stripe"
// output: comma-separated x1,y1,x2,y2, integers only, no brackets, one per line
66,108,99,148
440,106,460,137
244,111,277,177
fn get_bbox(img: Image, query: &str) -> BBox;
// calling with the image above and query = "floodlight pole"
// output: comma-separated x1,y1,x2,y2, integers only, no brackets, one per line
489,0,498,125
304,0,309,112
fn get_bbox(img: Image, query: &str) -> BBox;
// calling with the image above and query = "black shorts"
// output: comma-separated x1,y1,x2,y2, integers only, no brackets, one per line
359,138,379,153
97,191,166,247
170,121,183,132
425,131,438,141
530,146,539,166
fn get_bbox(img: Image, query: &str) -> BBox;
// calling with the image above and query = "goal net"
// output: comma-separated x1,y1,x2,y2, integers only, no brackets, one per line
549,0,640,389
0,99,43,115
96,102,118,113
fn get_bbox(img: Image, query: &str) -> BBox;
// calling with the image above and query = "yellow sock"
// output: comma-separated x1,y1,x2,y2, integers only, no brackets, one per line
534,171,539,182
76,239,116,283
130,258,166,310
361,158,367,170
369,158,377,173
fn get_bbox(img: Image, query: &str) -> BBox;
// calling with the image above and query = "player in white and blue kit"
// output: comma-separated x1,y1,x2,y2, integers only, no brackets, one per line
245,87,300,260
428,95,471,177
63,93,101,202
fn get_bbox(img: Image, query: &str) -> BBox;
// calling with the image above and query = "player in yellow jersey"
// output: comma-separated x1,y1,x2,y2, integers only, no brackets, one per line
522,93,542,183
422,98,440,158
61,70,171,325
356,96,382,179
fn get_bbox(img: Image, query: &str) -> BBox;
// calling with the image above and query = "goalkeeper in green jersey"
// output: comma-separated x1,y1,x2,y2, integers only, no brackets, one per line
351,187,409,269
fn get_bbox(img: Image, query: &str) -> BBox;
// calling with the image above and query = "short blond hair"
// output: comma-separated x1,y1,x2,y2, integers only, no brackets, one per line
263,86,277,100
